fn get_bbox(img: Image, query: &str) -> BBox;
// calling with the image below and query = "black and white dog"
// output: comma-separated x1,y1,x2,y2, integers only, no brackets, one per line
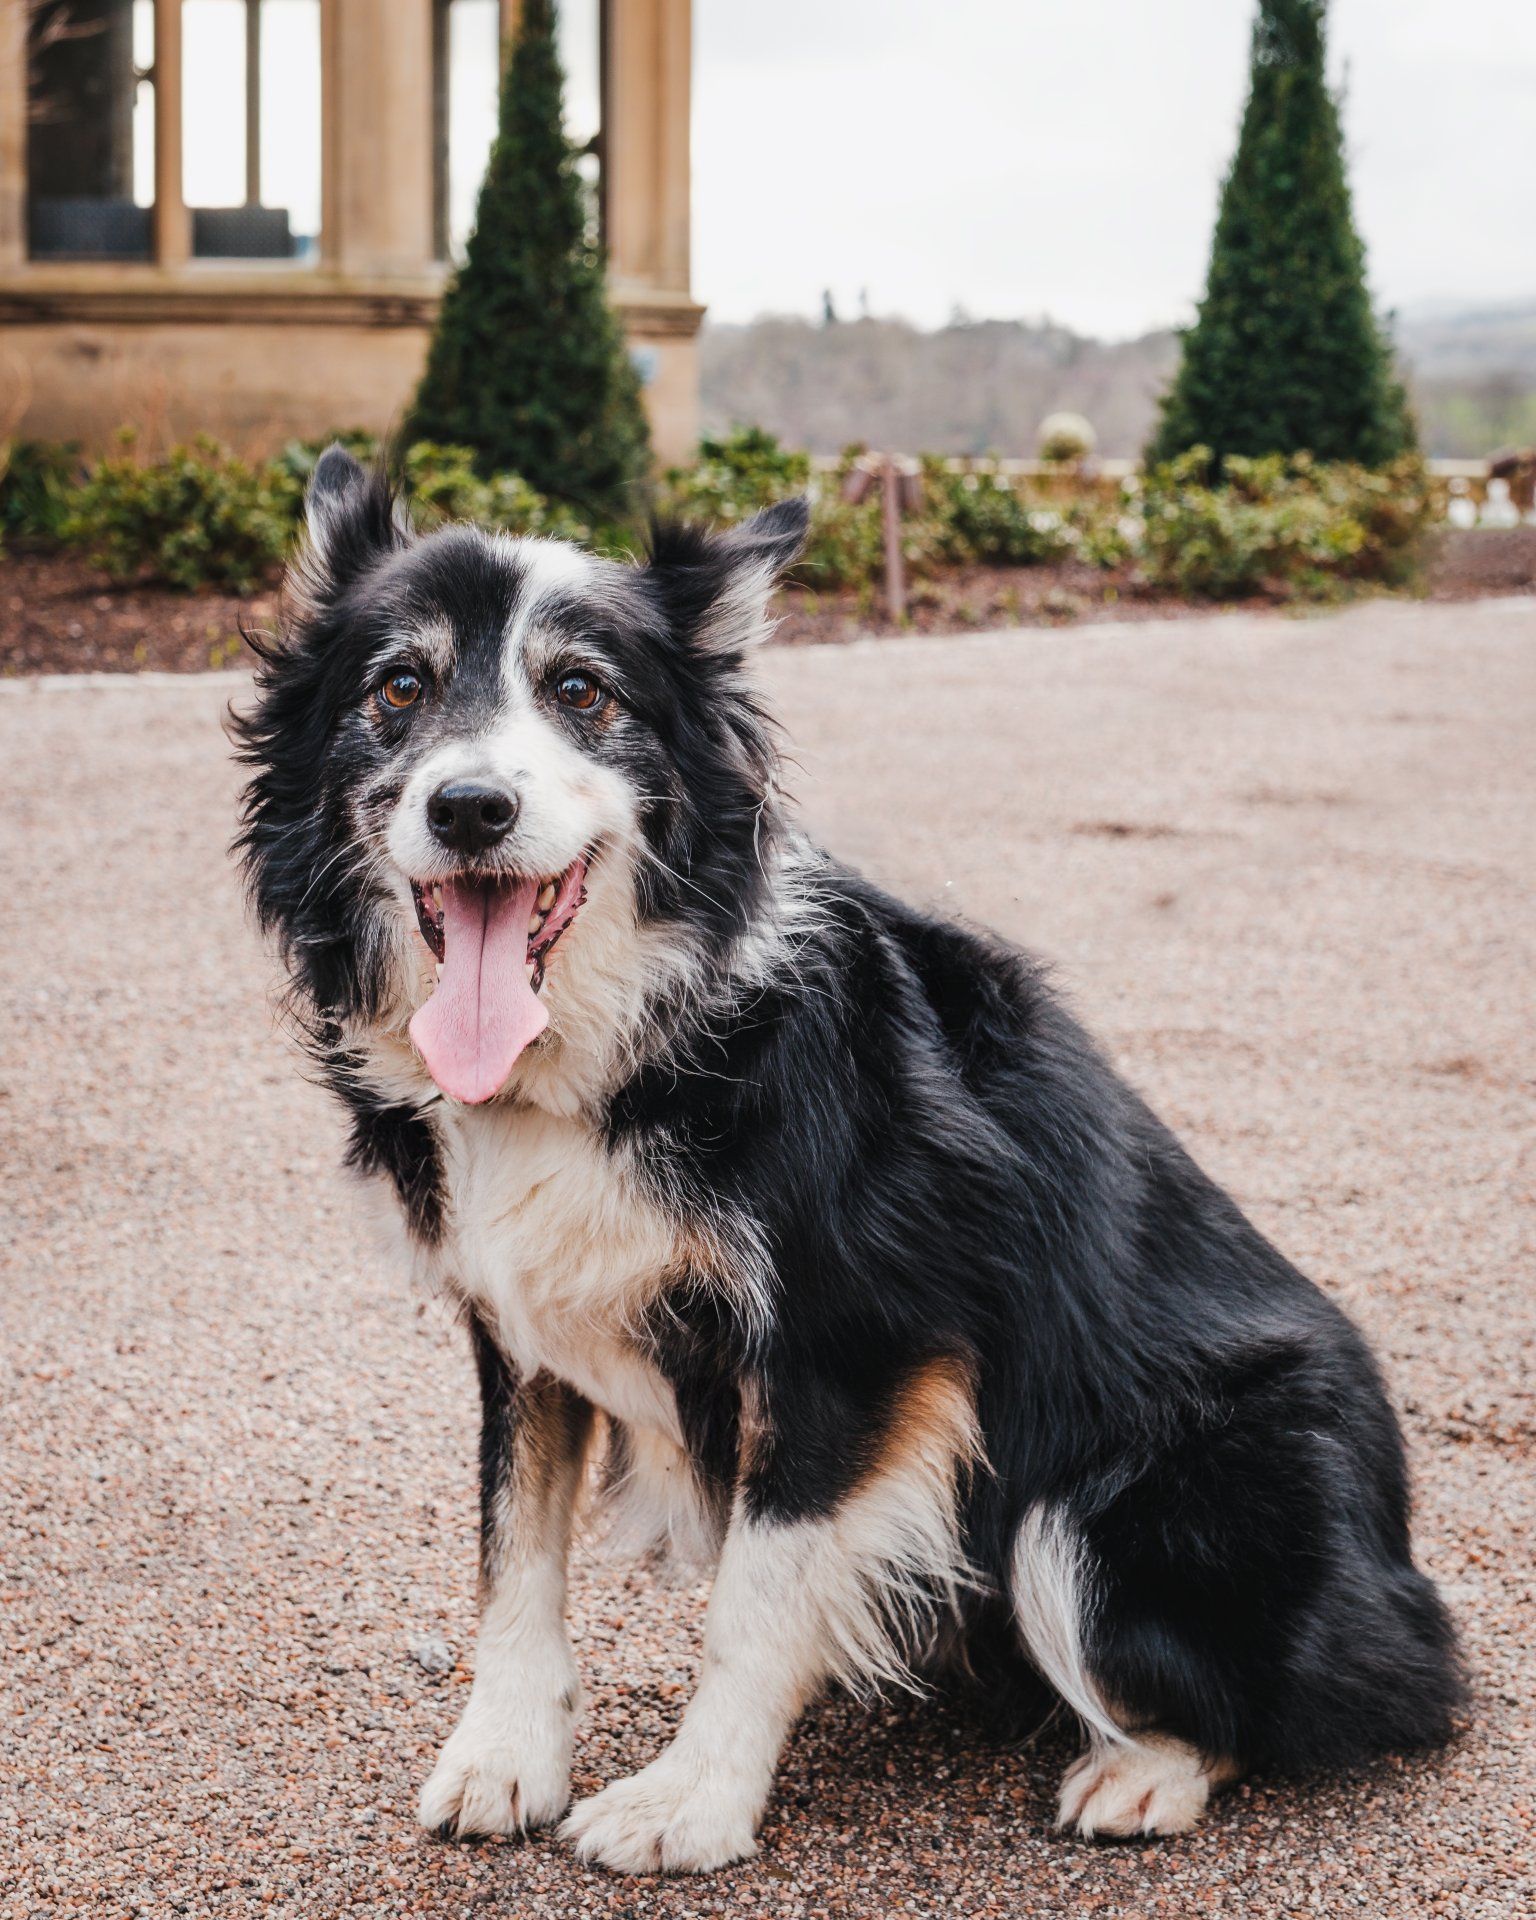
235,447,1461,1874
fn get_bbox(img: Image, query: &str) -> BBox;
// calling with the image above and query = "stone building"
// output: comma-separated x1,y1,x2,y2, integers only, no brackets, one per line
0,0,700,460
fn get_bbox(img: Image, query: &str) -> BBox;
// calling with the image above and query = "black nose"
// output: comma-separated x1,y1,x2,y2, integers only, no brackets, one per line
425,779,519,857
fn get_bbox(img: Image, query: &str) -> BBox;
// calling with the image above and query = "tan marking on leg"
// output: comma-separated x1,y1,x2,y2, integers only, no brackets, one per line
863,1354,985,1489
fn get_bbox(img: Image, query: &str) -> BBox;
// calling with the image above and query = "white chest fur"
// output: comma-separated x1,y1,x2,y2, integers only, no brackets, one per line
430,1101,687,1443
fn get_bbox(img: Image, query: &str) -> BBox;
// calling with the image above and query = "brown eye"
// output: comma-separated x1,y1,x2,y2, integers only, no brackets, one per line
379,670,422,711
556,670,604,712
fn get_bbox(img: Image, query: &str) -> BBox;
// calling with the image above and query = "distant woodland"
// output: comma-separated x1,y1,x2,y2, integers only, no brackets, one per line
698,304,1536,459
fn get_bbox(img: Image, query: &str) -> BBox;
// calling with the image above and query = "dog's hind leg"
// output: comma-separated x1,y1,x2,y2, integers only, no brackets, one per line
1055,1733,1239,1838
419,1317,594,1839
1010,1503,1237,1839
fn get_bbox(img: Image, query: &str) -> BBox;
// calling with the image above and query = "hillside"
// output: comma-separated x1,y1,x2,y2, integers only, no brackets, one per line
1398,301,1536,457
698,303,1536,460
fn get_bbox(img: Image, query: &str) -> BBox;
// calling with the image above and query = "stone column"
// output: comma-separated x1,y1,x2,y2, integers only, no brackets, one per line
321,0,436,278
245,0,263,207
0,0,26,270
604,0,691,298
152,0,191,265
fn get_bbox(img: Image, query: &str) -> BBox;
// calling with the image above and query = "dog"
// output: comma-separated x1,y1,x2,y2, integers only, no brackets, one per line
234,446,1462,1874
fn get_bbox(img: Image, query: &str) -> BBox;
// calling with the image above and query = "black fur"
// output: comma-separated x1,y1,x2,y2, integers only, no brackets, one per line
624,878,1463,1766
469,1310,518,1584
343,1092,446,1245
236,456,1463,1795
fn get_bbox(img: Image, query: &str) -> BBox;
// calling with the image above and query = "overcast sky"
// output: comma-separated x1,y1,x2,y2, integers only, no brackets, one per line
692,0,1536,339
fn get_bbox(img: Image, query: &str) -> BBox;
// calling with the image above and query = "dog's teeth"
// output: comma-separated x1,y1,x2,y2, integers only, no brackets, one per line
528,910,546,936
536,881,557,911
432,885,442,909
434,961,443,980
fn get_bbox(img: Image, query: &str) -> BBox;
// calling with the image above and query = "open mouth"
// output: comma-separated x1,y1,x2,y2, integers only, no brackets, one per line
405,857,589,1106
409,858,588,991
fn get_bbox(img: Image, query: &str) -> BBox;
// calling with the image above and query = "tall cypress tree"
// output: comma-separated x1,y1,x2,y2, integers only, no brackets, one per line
407,0,651,519
1148,0,1414,468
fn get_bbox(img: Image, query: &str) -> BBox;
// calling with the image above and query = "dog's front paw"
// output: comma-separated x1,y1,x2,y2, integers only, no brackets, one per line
561,1756,759,1874
419,1701,574,1839
1056,1735,1216,1839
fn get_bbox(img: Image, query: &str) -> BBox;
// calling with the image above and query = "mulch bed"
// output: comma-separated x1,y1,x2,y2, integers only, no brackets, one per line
770,560,1242,645
1422,524,1536,599
3,529,1532,677
0,554,279,676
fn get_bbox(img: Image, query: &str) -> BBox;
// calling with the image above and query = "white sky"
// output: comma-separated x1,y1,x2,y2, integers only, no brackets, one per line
693,0,1536,337
160,0,1535,338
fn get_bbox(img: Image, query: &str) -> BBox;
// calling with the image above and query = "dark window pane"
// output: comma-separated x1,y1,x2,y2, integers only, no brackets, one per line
27,0,153,260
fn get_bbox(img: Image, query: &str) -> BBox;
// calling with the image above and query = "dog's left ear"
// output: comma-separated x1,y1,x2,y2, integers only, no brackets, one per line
647,497,810,660
289,444,412,614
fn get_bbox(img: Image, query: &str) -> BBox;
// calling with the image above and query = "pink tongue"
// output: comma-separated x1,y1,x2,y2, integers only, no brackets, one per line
408,876,547,1103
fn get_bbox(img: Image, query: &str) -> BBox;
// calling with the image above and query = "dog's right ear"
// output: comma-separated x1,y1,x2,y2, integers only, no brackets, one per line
645,497,810,664
290,444,411,612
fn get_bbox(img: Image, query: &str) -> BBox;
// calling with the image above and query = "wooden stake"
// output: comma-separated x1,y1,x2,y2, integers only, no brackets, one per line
881,456,905,624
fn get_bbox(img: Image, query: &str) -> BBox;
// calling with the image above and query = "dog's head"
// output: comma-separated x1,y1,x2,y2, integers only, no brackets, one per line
235,446,807,1105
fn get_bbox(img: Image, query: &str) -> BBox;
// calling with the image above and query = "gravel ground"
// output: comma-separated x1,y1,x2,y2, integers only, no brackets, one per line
2,596,1532,1918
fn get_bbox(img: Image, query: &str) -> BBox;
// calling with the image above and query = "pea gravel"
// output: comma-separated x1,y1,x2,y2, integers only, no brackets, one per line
2,596,1532,1919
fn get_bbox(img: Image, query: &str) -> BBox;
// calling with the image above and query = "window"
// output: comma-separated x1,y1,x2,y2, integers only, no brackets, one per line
562,0,602,225
561,0,601,151
435,0,498,263
26,0,321,264
433,0,603,263
27,0,156,260
182,0,321,259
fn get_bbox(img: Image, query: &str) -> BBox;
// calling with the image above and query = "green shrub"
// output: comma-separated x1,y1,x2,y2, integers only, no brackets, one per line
0,439,80,550
8,420,1432,612
270,430,381,493
66,434,299,592
661,429,881,592
271,435,614,546
59,432,624,594
660,437,1131,593
923,463,1147,572
798,497,885,592
662,425,812,522
1149,0,1414,467
1070,490,1142,571
1137,447,1431,599
407,0,650,520
399,441,617,547
930,468,1078,567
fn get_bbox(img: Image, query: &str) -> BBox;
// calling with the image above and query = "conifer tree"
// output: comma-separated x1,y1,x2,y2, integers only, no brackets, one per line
408,0,651,518
1148,0,1414,468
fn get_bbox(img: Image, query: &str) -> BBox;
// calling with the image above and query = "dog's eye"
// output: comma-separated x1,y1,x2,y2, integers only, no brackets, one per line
378,670,423,712
555,671,605,713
